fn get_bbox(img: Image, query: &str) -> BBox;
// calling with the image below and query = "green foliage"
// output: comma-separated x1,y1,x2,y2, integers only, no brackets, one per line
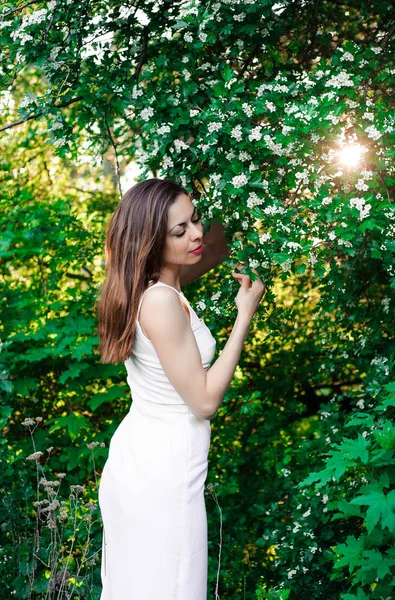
1,0,395,598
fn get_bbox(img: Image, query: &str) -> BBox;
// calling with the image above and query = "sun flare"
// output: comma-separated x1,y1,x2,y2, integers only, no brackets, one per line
338,144,364,167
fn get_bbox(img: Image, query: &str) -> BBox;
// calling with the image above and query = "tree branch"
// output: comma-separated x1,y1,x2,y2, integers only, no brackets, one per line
132,26,149,81
0,95,83,132
3,0,38,19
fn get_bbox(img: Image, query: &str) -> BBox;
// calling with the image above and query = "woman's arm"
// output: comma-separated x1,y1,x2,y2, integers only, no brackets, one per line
180,220,231,286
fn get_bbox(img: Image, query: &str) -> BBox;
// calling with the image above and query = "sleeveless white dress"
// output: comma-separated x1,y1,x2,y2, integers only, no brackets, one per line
98,280,217,599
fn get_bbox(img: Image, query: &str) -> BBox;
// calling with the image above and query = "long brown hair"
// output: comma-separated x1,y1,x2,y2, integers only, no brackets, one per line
97,178,189,364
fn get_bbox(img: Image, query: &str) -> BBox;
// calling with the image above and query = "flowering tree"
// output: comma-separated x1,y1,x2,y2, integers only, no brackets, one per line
1,0,395,598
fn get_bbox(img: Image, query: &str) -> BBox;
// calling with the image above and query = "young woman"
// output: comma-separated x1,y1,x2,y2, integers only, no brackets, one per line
97,178,266,599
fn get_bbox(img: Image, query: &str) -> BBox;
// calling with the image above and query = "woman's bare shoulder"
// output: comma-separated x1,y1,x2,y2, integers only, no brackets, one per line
139,286,188,339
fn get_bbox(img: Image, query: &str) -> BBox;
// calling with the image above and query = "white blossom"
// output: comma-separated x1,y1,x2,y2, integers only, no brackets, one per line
140,107,154,122
340,51,354,61
248,126,262,142
208,122,222,133
231,125,243,142
242,103,254,117
232,174,248,188
325,71,354,88
365,125,382,140
184,32,193,43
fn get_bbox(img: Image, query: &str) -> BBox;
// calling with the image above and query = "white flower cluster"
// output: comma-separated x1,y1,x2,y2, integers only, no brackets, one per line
349,197,372,220
365,125,382,140
247,192,265,208
140,107,154,122
239,151,251,161
162,156,174,169
325,71,354,88
340,51,354,61
382,296,390,314
156,124,171,135
248,126,262,142
263,134,285,156
259,232,271,243
231,125,243,141
355,178,369,192
174,139,189,152
232,174,248,188
208,122,222,133
184,32,193,43
210,173,222,186
284,241,302,252
22,8,48,27
263,205,286,215
242,103,254,117
233,12,246,21
190,109,200,117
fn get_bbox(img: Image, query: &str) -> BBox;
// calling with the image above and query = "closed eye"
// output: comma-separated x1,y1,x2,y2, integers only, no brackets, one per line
175,216,201,238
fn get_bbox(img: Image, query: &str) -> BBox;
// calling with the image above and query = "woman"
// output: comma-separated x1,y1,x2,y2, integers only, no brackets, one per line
97,178,265,599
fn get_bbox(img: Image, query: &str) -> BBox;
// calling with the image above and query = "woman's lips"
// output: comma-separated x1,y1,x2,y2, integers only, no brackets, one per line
190,244,203,254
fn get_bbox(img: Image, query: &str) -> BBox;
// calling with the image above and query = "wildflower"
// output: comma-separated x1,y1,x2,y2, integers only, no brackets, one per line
184,32,193,43
322,494,328,504
87,441,101,450
26,451,43,461
22,418,35,428
266,101,276,112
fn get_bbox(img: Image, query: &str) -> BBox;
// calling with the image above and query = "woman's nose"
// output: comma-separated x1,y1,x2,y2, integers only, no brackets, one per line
191,222,203,239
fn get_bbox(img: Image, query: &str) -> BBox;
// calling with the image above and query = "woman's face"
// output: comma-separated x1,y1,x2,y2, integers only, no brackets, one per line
162,193,204,267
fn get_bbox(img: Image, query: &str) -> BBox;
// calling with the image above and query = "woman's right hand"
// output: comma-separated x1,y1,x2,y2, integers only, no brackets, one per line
231,264,266,321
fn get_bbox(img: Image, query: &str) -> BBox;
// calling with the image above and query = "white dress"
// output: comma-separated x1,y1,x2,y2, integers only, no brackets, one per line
98,280,217,600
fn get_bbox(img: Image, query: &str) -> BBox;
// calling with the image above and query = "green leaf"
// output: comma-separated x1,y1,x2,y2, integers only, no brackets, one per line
334,535,364,573
350,489,395,533
47,413,89,441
